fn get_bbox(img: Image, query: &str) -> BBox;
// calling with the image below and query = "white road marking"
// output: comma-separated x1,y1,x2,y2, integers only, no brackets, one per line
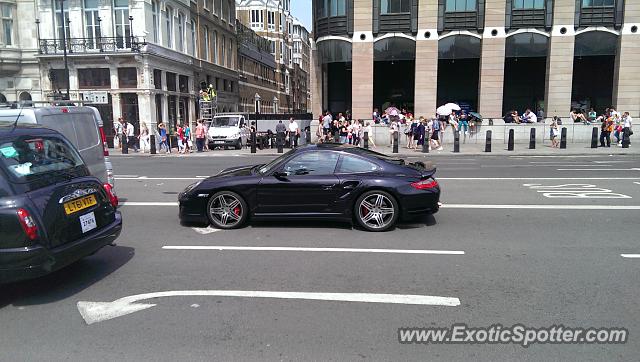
556,168,640,171
442,204,640,210
522,184,632,199
191,226,220,234
635,182,640,185
621,254,640,258
120,202,640,210
77,290,460,325
116,177,204,180
439,177,640,180
162,246,464,255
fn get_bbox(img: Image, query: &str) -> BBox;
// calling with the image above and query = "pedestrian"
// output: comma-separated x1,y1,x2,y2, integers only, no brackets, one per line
388,118,398,147
550,116,560,148
275,120,287,147
588,108,597,123
339,120,348,144
406,116,417,149
322,111,332,136
113,117,123,149
449,112,459,139
288,118,299,147
195,119,206,152
621,112,633,146
158,122,170,153
184,123,192,153
363,121,376,148
430,118,443,151
139,122,150,153
126,121,139,152
415,117,426,149
599,116,612,147
176,123,185,153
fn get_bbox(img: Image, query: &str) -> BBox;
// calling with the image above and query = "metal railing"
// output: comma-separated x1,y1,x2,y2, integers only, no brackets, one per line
38,37,146,55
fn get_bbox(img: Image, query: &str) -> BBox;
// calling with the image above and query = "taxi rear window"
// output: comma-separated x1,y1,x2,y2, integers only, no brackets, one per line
0,136,85,183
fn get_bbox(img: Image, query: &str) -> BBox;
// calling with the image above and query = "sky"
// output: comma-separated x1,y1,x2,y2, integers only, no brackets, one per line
291,0,312,30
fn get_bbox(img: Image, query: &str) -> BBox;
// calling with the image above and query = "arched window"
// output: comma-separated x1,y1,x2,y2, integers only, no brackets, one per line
202,25,209,61
177,12,185,52
212,30,218,64
164,6,173,48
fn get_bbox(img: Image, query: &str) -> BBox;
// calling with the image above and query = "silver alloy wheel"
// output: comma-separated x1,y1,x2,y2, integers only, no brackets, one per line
358,193,395,230
209,193,243,227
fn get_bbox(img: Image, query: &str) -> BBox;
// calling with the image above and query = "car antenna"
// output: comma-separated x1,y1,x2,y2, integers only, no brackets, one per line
10,102,24,132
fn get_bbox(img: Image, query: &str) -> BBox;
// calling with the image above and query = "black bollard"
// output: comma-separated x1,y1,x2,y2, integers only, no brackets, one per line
507,129,514,151
363,131,369,149
306,127,311,144
277,132,284,153
485,130,492,152
622,127,630,148
488,118,494,126
453,130,460,153
591,127,598,148
150,134,157,154
422,133,429,153
393,131,399,153
560,127,567,149
529,128,536,149
250,131,257,153
122,136,128,154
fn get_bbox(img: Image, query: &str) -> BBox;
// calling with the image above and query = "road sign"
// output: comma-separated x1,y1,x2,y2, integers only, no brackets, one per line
82,91,109,104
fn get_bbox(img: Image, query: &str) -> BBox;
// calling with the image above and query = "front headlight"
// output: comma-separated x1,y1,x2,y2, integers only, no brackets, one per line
183,180,203,194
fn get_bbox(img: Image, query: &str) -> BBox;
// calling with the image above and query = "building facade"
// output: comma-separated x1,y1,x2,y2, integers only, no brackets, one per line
11,0,239,143
0,0,41,103
236,0,310,113
312,0,640,120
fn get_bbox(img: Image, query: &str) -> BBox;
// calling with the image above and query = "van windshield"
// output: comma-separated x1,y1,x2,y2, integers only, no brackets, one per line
210,117,239,127
0,136,86,184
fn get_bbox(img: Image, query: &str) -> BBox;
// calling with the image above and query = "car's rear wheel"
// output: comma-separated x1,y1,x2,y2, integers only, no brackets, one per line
354,190,399,232
207,191,248,229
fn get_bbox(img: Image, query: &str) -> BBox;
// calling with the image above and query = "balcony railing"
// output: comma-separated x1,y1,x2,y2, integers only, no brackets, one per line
38,37,146,55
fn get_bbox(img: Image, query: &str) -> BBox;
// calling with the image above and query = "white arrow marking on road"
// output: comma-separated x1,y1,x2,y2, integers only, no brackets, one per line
162,246,465,255
621,254,640,258
77,291,460,325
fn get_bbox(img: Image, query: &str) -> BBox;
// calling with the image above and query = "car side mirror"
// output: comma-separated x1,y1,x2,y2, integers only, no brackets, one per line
294,169,310,176
273,171,288,179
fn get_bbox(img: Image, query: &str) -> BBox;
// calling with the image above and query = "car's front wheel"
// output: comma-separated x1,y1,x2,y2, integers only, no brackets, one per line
354,190,399,232
207,191,248,229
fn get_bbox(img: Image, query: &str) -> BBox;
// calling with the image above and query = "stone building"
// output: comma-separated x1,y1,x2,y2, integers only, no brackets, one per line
311,0,640,120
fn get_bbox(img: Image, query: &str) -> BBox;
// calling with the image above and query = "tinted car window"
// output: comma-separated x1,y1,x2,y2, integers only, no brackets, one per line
0,136,85,183
73,114,100,150
283,151,339,176
337,155,379,173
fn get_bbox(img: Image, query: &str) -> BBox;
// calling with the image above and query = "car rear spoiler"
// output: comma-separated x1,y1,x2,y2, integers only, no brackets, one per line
408,161,436,179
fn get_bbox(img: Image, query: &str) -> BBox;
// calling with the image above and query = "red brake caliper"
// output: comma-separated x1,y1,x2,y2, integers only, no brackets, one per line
233,206,241,216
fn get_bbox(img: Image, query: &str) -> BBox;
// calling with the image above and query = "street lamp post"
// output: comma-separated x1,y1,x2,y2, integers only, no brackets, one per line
35,19,41,53
58,0,71,100
97,16,103,52
128,15,134,48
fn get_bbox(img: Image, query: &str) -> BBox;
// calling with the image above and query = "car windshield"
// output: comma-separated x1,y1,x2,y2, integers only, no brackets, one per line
210,117,239,127
0,135,85,183
257,149,295,174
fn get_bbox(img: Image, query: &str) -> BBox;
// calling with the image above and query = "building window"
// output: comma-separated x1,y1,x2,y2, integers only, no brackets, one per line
153,69,162,89
53,0,70,45
113,0,131,48
203,0,210,10
215,0,221,16
228,1,234,23
268,11,275,31
1,3,13,46
166,72,176,91
222,0,228,21
152,0,160,43
203,25,210,61
190,20,196,56
179,75,188,93
251,9,263,29
445,0,477,12
118,68,138,88
83,0,101,49
279,12,284,31
221,36,226,67
213,30,218,64
164,6,173,48
227,39,233,68
582,0,614,7
78,68,111,88
177,13,185,52
513,0,544,8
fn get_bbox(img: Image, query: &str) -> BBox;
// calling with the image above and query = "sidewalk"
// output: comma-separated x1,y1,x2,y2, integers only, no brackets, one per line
109,142,640,158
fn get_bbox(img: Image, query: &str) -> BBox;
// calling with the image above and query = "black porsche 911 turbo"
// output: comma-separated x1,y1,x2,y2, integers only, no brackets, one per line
178,143,440,232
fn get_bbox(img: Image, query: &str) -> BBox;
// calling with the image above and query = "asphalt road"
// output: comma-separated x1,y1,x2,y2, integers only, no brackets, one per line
2,153,639,361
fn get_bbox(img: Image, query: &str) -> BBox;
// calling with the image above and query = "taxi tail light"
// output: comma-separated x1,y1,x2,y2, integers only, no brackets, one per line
103,183,119,207
99,126,109,156
410,178,439,190
17,208,38,241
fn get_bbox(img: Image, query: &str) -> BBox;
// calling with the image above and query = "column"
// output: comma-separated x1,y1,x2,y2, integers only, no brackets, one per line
478,0,506,119
414,0,438,118
613,6,640,116
310,39,323,118
351,0,373,121
544,0,575,119
110,65,121,120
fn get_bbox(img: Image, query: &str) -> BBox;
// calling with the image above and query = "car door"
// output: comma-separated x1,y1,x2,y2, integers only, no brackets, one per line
256,151,340,215
333,154,382,210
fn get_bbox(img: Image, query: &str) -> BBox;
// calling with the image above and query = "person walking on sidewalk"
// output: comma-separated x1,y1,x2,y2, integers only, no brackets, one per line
176,124,186,153
139,122,150,153
430,118,443,151
158,122,170,153
113,117,123,149
599,116,613,147
184,123,192,153
288,118,299,148
195,119,206,152
550,116,560,148
621,112,633,146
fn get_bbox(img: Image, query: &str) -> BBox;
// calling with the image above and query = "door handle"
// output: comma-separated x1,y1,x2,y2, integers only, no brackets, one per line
322,184,337,190
341,181,360,190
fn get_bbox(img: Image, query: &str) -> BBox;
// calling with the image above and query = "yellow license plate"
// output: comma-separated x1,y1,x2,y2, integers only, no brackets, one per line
64,195,97,215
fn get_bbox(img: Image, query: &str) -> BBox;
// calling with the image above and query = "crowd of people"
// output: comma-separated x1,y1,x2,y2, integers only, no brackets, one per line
596,108,634,147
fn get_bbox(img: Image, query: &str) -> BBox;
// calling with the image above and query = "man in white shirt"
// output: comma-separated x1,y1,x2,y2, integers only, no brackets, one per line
288,118,299,147
126,120,139,152
523,109,537,123
621,112,633,146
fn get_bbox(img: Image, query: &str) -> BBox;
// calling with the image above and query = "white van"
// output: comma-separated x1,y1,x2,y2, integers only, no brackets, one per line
0,106,115,190
207,114,250,150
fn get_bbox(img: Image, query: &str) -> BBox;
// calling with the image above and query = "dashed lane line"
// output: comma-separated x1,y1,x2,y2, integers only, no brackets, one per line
162,245,465,255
